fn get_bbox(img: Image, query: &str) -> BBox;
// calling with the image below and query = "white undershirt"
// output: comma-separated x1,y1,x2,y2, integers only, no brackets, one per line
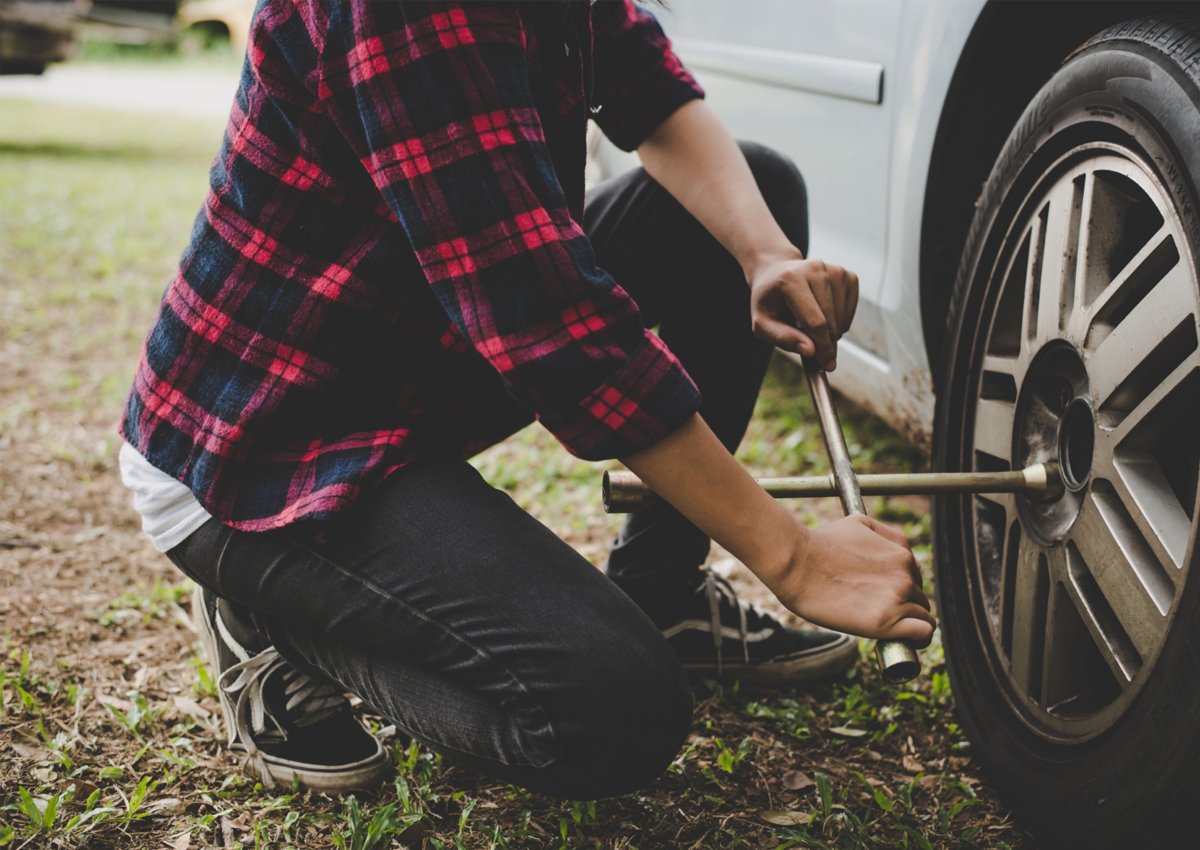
119,442,212,553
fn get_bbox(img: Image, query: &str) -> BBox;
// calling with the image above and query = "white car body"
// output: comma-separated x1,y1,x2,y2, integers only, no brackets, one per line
592,0,988,448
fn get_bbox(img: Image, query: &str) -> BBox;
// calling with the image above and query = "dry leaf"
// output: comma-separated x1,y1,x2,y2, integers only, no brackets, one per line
172,695,211,720
780,770,814,791
759,810,813,826
902,754,926,774
72,525,109,544
864,749,883,761
147,798,186,816
97,693,134,712
828,726,867,737
168,833,192,850
9,726,49,761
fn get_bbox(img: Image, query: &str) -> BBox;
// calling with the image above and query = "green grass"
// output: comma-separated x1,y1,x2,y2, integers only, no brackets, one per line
0,98,223,417
72,33,245,73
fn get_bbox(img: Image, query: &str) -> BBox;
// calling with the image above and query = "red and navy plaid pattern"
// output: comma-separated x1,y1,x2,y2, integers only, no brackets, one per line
121,0,704,530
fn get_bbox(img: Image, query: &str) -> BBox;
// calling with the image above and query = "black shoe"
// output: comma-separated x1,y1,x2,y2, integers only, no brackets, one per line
192,586,389,792
659,568,859,688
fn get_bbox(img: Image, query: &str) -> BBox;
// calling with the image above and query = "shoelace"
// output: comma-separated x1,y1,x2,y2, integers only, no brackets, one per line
218,647,345,788
702,568,751,674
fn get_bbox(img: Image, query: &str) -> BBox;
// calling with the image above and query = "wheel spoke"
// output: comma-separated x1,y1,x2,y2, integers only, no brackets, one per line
1008,533,1049,697
1100,354,1200,447
1044,561,1134,700
973,398,1015,462
1085,225,1174,323
1033,175,1086,342
1111,454,1193,570
1086,261,1196,407
1069,491,1171,658
982,354,1022,378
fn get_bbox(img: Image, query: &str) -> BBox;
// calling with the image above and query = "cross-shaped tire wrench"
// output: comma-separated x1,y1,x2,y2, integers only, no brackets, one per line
801,357,922,685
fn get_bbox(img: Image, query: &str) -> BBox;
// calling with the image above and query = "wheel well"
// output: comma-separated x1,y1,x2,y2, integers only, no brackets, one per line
919,0,1197,389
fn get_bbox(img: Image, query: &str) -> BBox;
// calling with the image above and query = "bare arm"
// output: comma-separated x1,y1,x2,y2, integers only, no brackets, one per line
622,102,932,644
637,99,858,372
621,414,936,645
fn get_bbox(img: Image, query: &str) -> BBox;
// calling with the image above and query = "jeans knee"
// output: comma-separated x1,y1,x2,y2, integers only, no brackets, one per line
586,656,692,797
738,141,809,254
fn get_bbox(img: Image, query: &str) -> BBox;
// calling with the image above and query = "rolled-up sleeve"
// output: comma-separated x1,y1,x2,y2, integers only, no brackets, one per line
591,0,705,151
318,1,700,459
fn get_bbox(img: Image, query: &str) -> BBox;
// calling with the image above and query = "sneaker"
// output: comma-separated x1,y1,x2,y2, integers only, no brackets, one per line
191,585,389,793
659,568,859,688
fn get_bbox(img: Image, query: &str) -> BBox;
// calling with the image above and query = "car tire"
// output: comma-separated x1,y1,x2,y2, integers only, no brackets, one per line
934,17,1200,849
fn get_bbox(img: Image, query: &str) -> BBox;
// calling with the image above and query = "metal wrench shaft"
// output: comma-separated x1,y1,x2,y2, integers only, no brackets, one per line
602,464,1060,512
801,357,922,685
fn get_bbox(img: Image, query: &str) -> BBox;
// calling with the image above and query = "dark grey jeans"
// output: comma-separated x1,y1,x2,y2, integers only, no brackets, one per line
168,143,808,799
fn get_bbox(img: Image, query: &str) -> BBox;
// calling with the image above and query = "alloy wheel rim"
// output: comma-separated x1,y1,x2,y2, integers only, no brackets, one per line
969,144,1200,741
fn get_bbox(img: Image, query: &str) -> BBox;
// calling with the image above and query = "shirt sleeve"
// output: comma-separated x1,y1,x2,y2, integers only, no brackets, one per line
590,0,705,152
316,0,700,460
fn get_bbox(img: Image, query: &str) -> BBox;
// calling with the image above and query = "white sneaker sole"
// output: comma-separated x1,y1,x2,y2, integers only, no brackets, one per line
190,585,390,793
680,632,861,688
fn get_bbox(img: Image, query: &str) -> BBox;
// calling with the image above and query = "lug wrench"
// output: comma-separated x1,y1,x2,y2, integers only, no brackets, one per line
801,357,922,684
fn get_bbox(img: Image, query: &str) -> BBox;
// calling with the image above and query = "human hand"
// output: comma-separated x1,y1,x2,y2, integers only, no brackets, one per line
770,514,936,646
747,252,859,371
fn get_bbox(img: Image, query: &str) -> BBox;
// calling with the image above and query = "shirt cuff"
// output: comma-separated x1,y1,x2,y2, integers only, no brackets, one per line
539,332,702,460
599,73,705,152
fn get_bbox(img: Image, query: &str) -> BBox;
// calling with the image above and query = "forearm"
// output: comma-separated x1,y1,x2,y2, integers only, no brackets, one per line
637,98,859,370
637,99,799,275
619,413,936,643
619,413,804,588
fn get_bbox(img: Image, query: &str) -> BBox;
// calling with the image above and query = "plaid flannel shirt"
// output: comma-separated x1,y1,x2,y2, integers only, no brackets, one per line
121,0,704,530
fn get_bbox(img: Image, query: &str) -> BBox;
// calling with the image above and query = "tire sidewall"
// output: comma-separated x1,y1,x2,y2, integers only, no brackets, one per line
934,32,1200,845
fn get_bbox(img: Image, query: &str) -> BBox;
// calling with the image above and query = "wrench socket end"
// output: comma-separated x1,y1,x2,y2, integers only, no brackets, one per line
876,639,921,684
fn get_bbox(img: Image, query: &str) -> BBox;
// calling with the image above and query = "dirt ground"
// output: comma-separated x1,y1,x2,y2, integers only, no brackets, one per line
0,92,1039,849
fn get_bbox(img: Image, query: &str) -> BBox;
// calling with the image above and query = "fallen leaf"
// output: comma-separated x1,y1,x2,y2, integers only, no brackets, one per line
72,525,109,544
396,823,425,845
146,798,185,816
828,726,868,737
903,755,926,774
9,726,49,760
171,695,211,720
96,693,134,713
167,833,192,850
780,770,814,791
59,779,98,800
864,749,883,761
759,810,813,826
